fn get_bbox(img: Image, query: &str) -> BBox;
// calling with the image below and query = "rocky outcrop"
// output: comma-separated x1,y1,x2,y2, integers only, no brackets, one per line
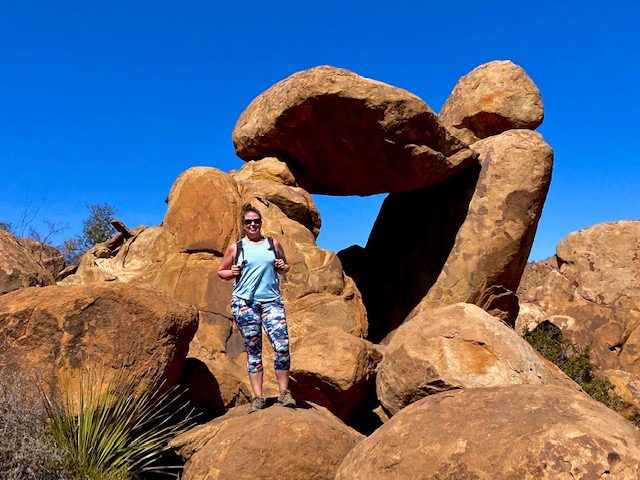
0,229,54,295
0,283,198,396
439,60,544,144
518,221,640,375
290,327,382,419
171,404,363,480
376,303,578,415
354,129,552,339
336,385,640,479
233,66,477,196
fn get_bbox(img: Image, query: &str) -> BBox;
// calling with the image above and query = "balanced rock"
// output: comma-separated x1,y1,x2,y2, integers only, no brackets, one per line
233,65,477,195
439,60,544,144
171,404,363,480
377,303,577,416
336,385,640,479
0,229,54,294
290,327,382,418
0,283,198,394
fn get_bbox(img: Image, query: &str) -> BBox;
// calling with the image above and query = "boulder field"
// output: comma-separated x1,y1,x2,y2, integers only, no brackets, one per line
2,60,639,478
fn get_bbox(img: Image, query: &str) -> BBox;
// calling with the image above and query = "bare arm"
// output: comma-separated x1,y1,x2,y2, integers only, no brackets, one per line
273,238,290,273
218,242,241,281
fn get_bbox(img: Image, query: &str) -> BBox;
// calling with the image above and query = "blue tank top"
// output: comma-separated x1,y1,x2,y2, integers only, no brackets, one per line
232,238,281,302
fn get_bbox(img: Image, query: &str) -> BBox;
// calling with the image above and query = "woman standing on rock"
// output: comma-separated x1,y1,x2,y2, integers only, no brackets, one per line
218,203,297,413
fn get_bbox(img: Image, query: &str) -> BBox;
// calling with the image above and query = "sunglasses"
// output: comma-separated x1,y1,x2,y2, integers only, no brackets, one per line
243,218,262,225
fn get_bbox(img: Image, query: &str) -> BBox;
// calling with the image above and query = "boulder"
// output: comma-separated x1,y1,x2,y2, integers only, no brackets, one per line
161,166,241,255
233,65,477,195
0,229,54,295
171,403,363,480
415,129,553,325
290,327,382,418
377,303,578,416
336,385,640,479
232,158,321,237
514,301,547,334
439,60,544,144
0,283,198,396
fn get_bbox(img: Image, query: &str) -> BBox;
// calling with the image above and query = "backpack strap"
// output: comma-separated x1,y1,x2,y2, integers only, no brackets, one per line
233,239,244,265
267,236,280,259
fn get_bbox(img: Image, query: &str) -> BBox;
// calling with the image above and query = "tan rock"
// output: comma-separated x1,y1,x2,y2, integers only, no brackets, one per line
514,301,547,334
233,65,477,195
153,252,232,316
0,283,198,396
171,403,363,480
18,238,65,278
290,327,382,418
440,60,544,144
522,221,640,375
0,229,54,294
377,303,578,416
231,157,296,186
602,369,640,415
336,385,640,479
416,130,553,325
161,166,241,255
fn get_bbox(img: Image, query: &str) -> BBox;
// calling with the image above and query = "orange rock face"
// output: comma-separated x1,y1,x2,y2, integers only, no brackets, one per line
0,283,198,395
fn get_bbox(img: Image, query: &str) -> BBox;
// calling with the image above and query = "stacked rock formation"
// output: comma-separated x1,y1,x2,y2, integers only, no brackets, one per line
4,61,640,479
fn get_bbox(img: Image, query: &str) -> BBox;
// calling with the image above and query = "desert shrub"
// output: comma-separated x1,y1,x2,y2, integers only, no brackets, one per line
0,371,62,480
524,321,630,414
42,368,195,480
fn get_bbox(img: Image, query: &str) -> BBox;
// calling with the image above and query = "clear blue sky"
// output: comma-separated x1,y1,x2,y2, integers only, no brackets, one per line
1,1,638,260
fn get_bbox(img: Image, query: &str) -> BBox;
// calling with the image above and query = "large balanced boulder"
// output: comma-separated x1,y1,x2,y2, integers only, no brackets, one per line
233,66,477,195
377,303,577,415
171,404,363,480
336,385,640,479
439,60,544,144
0,229,54,295
0,283,198,394
290,327,382,419
519,221,640,374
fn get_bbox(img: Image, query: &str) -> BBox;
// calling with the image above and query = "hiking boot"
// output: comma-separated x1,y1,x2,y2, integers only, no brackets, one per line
249,396,266,413
277,390,297,408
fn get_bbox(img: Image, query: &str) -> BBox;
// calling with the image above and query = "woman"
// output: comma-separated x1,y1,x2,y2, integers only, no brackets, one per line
218,204,296,412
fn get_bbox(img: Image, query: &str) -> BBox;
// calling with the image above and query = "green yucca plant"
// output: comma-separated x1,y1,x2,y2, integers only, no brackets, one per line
40,368,195,480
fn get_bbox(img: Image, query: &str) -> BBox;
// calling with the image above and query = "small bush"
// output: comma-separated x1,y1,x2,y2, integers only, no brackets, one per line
524,321,631,416
0,371,62,480
42,368,195,480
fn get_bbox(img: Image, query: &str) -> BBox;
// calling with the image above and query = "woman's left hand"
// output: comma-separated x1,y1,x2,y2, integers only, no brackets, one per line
274,259,287,271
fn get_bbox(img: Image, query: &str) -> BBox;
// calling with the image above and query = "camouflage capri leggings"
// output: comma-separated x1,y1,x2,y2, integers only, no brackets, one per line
231,296,291,374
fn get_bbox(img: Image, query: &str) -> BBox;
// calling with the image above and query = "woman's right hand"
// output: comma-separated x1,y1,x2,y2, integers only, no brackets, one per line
231,264,242,277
